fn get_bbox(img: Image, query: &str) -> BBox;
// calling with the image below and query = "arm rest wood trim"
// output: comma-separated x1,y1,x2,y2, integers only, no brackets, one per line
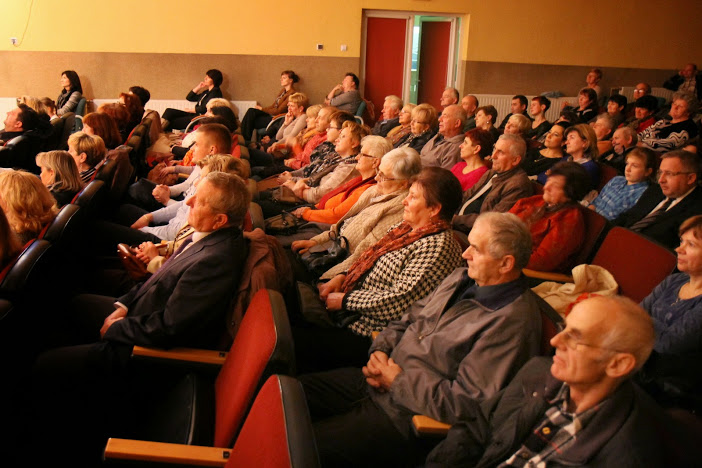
412,415,451,436
522,268,574,284
104,438,230,467
131,346,227,366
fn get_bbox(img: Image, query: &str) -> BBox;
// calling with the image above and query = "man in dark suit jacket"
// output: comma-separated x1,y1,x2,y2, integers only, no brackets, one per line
613,150,702,249
371,95,402,137
31,172,251,463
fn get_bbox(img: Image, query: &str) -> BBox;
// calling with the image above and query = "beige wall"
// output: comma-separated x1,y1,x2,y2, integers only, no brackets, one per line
1,0,701,102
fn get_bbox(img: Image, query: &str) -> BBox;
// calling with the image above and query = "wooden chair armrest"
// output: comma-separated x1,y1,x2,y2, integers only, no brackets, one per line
131,346,227,366
104,438,230,467
522,268,574,284
412,415,451,436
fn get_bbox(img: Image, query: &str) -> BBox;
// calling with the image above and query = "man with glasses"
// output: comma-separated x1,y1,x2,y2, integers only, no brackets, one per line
614,149,702,248
428,295,680,467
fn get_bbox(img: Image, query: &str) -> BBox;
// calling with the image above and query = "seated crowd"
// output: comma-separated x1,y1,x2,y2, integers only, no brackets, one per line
0,64,701,467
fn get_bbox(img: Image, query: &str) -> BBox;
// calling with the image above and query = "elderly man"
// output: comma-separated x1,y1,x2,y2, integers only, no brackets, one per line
420,104,466,169
427,295,677,468
498,95,531,130
0,104,49,173
601,126,638,173
638,92,699,151
33,172,251,463
440,87,460,110
614,150,702,248
325,72,363,114
664,63,702,100
461,94,479,131
301,212,556,467
453,134,533,234
371,95,402,137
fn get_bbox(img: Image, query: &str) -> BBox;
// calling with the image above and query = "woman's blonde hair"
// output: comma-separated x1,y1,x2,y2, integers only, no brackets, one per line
0,171,58,240
0,206,22,265
18,95,45,115
411,103,438,128
36,150,84,193
206,98,234,111
288,92,309,109
68,132,107,168
306,104,323,119
199,154,250,179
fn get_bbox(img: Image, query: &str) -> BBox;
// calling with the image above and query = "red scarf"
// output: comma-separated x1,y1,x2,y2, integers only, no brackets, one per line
341,219,451,294
317,175,376,209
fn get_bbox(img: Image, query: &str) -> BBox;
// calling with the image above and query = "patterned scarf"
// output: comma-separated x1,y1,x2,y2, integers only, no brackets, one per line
341,219,451,294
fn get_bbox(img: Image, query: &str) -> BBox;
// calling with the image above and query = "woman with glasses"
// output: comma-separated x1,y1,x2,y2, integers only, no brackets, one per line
393,103,437,153
293,167,464,372
385,103,415,146
291,147,422,280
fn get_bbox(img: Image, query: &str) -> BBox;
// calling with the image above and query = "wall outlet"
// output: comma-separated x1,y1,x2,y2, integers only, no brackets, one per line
316,43,323,50
10,37,17,45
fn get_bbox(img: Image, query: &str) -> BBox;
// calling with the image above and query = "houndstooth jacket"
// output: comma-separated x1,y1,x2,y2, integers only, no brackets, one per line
343,228,463,337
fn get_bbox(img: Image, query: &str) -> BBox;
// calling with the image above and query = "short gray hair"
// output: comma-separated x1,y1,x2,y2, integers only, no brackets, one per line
476,212,532,271
596,113,615,131
614,126,637,145
672,91,699,116
382,147,422,180
497,133,527,159
202,171,250,228
360,135,392,159
384,95,403,111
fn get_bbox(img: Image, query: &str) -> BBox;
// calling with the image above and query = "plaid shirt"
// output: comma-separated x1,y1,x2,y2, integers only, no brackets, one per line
499,384,600,468
590,176,649,220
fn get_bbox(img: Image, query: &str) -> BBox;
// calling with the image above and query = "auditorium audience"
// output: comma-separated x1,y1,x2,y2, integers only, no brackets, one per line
325,72,363,114
525,123,567,179
564,123,600,187
600,126,638,174
371,95,402,137
498,94,530,130
454,134,533,234
82,112,122,150
2,104,52,173
450,127,492,190
586,67,603,98
504,113,531,140
590,147,655,220
97,102,131,143
439,87,459,111
614,150,702,249
564,87,598,123
67,132,107,183
663,63,701,101
56,70,83,116
293,167,463,372
161,69,224,131
0,170,58,244
474,104,500,141
240,70,299,141
638,92,699,151
461,94,478,131
419,104,465,169
39,97,57,121
427,295,673,468
275,106,336,177
282,104,324,170
128,85,150,107
0,206,22,268
606,94,627,128
300,212,552,467
528,95,552,139
393,103,436,153
385,103,414,145
592,113,615,155
628,94,659,133
35,150,84,207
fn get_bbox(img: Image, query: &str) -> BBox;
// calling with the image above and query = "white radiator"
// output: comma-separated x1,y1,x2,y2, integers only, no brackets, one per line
472,94,578,124
91,99,257,118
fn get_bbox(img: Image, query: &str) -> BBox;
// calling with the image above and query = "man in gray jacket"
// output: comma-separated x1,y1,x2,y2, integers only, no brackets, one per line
300,212,559,467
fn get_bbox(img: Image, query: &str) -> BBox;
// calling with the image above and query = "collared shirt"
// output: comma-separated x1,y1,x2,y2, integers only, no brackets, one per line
448,273,528,312
499,383,600,467
591,176,649,220
649,184,697,214
419,132,464,169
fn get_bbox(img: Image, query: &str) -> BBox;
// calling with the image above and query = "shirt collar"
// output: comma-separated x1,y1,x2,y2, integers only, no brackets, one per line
456,273,528,310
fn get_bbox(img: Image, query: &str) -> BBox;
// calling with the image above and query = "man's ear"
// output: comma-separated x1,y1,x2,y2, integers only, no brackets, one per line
79,153,88,164
499,254,516,274
212,213,229,230
605,352,636,379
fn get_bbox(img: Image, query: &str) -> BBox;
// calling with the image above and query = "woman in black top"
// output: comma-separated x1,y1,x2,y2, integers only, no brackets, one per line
162,69,224,131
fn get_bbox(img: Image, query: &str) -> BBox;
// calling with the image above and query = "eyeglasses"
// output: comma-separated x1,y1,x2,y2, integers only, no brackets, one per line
376,171,399,182
657,170,693,179
557,329,623,352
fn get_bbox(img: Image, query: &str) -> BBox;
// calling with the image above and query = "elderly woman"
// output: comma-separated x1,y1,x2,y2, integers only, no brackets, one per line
36,150,84,207
0,206,22,269
161,69,224,131
68,132,107,183
504,113,531,140
240,70,300,142
639,92,699,152
82,112,122,150
293,166,464,372
394,103,437,153
291,135,389,225
291,147,422,280
250,92,309,167
56,70,83,117
386,103,416,145
509,162,590,272
280,104,323,171
0,170,58,244
592,113,615,155
528,96,552,139
589,147,655,220
528,123,568,180
450,128,493,190
563,88,598,124
564,123,600,187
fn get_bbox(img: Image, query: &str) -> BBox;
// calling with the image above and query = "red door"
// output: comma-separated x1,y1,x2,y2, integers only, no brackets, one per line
417,21,451,109
363,17,407,123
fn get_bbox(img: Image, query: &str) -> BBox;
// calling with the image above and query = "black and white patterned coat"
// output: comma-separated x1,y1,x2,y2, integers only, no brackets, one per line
343,228,463,337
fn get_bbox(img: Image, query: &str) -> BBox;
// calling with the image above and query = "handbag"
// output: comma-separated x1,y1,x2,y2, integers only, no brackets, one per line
117,243,151,282
264,211,301,235
299,233,349,278
271,185,304,204
296,281,360,329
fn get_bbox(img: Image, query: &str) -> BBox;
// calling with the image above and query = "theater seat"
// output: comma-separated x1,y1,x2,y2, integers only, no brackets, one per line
102,289,295,463
72,180,106,218
0,239,53,304
105,375,320,468
39,204,82,247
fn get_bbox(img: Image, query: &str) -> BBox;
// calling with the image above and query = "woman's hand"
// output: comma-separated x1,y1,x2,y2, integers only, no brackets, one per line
325,292,345,311
193,81,207,93
131,214,153,229
318,274,346,301
152,185,171,205
291,239,316,254
291,207,311,218
277,171,292,184
254,104,262,110
159,165,176,177
135,242,159,263
284,109,294,126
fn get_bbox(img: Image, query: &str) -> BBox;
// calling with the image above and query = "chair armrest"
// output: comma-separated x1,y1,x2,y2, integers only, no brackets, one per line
522,268,573,284
412,415,451,436
132,346,227,366
104,438,230,467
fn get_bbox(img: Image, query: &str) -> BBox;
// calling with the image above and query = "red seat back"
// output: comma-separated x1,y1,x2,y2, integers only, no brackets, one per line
592,227,677,303
227,375,320,468
571,206,608,267
213,290,294,448
597,163,619,191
